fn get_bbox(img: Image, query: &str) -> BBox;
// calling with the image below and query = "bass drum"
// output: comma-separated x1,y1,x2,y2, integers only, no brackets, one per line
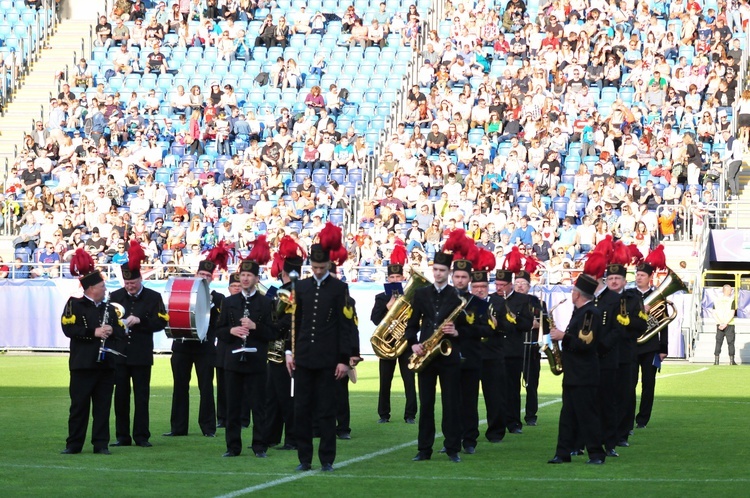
164,277,210,341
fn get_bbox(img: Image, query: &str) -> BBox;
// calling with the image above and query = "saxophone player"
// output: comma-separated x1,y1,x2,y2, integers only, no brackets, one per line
548,274,607,465
216,255,275,458
371,261,417,425
61,249,126,455
406,251,463,463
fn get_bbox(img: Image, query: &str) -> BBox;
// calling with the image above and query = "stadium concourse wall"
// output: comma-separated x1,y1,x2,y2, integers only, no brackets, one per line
1,278,688,358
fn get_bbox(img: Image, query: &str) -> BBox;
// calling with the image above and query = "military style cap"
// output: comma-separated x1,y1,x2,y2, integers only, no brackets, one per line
80,270,103,289
387,263,404,276
239,259,260,275
198,260,216,274
121,263,140,281
229,272,241,284
575,273,599,295
471,270,488,283
606,263,627,277
515,270,531,282
433,251,453,268
636,262,654,275
284,256,304,275
495,269,513,283
452,259,472,273
309,243,330,263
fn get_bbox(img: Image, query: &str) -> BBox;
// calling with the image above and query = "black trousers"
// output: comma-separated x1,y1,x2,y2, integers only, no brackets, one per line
225,369,267,455
616,361,637,442
597,367,618,451
265,361,295,447
523,347,541,422
169,351,216,435
504,356,523,431
555,385,605,461
635,352,659,427
336,376,351,436
377,354,417,421
481,357,507,442
114,364,152,444
294,365,338,466
216,366,226,426
460,367,481,449
715,324,736,356
417,359,461,456
66,369,115,451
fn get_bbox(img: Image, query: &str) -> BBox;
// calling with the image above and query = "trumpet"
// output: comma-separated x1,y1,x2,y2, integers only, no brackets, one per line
408,295,469,373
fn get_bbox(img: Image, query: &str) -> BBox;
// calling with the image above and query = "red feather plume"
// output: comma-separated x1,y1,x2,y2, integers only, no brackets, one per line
319,222,343,252
524,254,541,274
270,253,284,279
127,238,147,272
644,244,667,270
247,235,271,265
390,243,407,266
627,244,644,266
592,234,614,260
443,229,468,254
583,251,607,280
206,240,231,271
502,246,523,273
329,246,348,266
70,248,96,277
278,235,307,260
476,247,497,272
611,240,630,266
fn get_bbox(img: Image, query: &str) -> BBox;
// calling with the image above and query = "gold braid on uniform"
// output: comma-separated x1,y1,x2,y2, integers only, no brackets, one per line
157,300,170,321
578,312,594,344
61,300,76,325
616,297,630,326
638,310,649,320
465,312,475,325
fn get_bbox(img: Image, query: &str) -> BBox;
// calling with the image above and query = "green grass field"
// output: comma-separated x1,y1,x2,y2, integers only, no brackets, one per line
0,355,748,497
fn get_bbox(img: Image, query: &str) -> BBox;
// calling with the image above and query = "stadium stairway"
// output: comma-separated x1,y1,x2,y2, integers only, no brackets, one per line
0,19,97,169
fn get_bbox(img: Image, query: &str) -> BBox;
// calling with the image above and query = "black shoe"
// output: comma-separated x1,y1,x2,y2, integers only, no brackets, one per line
447,453,461,463
295,463,312,471
586,458,605,465
438,446,447,454
241,424,250,429
617,440,630,447
110,440,131,447
337,433,351,440
321,463,334,472
255,451,268,458
488,438,504,443
60,448,81,454
223,451,239,457
275,444,297,450
570,449,585,456
405,418,416,424
509,428,523,434
525,419,537,426
548,455,571,464
93,448,112,455
463,446,475,454
378,418,389,423
606,449,620,457
203,433,216,438
636,424,646,429
162,432,187,437
136,441,153,447
412,452,431,461
216,422,226,429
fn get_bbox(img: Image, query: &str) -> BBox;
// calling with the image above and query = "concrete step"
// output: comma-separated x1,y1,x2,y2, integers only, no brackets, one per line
692,318,749,364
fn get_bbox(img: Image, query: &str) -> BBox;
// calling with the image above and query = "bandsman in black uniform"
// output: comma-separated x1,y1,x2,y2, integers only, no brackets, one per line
265,236,304,451
216,272,243,428
633,253,668,429
407,251,463,463
515,268,545,427
371,260,417,425
548,274,606,465
286,223,352,472
163,244,230,438
216,254,275,458
111,241,169,448
61,249,126,455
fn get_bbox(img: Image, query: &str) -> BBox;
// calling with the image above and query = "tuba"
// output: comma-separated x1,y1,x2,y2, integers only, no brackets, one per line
637,268,688,345
407,295,469,373
370,270,431,360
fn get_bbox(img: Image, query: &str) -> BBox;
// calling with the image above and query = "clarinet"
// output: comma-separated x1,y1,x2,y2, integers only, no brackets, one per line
240,302,250,363
97,295,110,363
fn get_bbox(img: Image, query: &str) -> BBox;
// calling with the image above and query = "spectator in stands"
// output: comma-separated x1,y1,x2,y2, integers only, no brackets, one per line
95,15,113,49
128,18,146,48
145,44,168,74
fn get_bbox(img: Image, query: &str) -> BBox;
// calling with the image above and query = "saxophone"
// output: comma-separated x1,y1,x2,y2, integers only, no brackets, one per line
539,299,567,376
408,295,469,373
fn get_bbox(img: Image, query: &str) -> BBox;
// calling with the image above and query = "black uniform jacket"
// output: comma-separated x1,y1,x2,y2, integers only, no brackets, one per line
560,301,601,387
172,289,224,355
404,284,466,366
594,287,622,369
216,290,275,374
618,288,649,364
484,293,507,360
61,296,127,370
293,274,352,369
502,290,535,359
111,286,169,366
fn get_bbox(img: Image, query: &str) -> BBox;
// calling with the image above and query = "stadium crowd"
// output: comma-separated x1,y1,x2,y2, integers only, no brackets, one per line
1,0,748,282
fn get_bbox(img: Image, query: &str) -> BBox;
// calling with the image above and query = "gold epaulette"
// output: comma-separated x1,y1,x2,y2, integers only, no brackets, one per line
506,312,517,324
465,312,475,325
62,300,76,325
158,312,170,321
343,305,354,319
617,314,630,326
638,310,649,321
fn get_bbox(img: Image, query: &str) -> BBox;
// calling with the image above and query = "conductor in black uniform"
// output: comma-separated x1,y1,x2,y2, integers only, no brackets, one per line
163,258,224,438
633,262,667,429
61,250,126,455
371,263,417,424
216,258,275,457
407,251,463,463
548,274,606,465
286,243,352,472
111,251,169,447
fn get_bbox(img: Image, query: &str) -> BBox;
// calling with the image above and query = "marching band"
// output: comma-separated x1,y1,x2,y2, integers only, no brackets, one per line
60,225,678,469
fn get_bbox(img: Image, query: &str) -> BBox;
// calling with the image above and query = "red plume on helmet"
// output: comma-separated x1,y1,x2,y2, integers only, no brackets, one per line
247,235,271,265
127,239,147,272
319,222,343,253
502,246,523,273
627,244,644,266
206,240,231,272
270,253,284,279
443,229,478,261
475,247,497,272
644,244,667,270
592,234,614,260
583,251,607,280
611,240,630,266
524,253,541,275
70,248,96,277
272,235,306,278
390,241,408,266
329,246,349,266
